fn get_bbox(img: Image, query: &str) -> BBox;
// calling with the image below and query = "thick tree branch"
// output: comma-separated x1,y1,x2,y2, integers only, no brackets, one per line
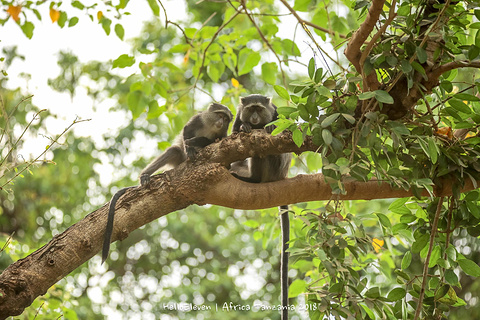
0,131,478,318
344,0,385,87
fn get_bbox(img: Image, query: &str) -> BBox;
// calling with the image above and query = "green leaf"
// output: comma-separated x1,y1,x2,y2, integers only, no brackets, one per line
58,11,68,28
127,90,147,119
387,287,406,301
243,220,259,228
261,62,278,85
374,90,394,104
147,0,160,16
417,137,430,159
401,59,412,73
388,121,410,135
292,129,304,147
207,61,225,83
72,1,85,9
416,46,428,64
389,198,408,213
428,246,441,268
402,251,412,270
321,113,340,128
360,304,375,319
322,129,332,145
238,48,261,76
277,107,297,117
282,39,301,56
458,258,480,277
359,91,375,100
445,269,458,286
293,0,311,12
411,61,426,76
308,58,315,79
274,85,290,101
449,99,471,114
289,279,307,298
454,93,480,101
112,54,135,68
68,17,79,27
115,24,125,40
427,137,438,164
375,213,392,228
365,287,380,298
101,17,112,35
412,233,429,253
342,113,355,124
21,21,34,39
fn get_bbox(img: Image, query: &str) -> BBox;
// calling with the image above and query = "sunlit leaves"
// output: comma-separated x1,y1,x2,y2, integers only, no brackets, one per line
274,85,289,101
237,48,260,76
147,0,160,16
50,9,60,23
21,21,34,39
7,5,21,22
115,24,125,40
112,54,135,68
261,62,278,85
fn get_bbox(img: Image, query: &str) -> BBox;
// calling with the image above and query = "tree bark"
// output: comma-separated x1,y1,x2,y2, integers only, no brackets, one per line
0,131,477,318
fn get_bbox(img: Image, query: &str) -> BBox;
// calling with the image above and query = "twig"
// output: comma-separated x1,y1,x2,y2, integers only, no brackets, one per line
241,2,288,88
157,0,193,46
278,0,346,39
0,117,91,189
414,197,444,320
0,109,47,168
0,232,15,254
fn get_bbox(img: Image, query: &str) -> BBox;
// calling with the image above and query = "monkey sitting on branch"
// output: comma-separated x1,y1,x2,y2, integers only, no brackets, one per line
230,94,292,320
102,103,233,263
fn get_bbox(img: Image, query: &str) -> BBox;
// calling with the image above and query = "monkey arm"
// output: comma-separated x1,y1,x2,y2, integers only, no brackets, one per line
185,136,215,148
139,146,185,185
232,115,243,133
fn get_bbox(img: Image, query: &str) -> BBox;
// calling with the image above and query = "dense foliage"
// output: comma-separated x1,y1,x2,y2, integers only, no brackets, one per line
1,0,480,319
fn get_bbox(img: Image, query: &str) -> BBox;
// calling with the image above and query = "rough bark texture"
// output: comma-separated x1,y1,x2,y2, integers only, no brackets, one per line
0,131,478,318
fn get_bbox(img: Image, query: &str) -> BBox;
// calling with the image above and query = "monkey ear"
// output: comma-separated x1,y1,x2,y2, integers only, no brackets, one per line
240,96,246,105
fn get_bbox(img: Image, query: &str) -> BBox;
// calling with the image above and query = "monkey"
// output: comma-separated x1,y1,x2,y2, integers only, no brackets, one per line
230,94,292,320
101,103,233,264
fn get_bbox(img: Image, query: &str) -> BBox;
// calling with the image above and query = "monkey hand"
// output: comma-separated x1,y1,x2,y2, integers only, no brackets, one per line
140,173,151,186
240,123,252,133
265,124,275,134
186,146,197,161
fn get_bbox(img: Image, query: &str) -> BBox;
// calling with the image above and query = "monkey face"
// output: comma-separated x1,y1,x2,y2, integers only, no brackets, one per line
242,105,271,127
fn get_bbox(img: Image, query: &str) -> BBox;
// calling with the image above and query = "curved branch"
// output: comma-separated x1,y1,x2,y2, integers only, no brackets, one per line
430,60,480,80
0,131,478,318
344,0,386,75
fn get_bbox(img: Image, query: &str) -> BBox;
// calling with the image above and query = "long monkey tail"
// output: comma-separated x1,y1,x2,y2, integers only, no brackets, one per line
280,205,290,320
102,186,134,264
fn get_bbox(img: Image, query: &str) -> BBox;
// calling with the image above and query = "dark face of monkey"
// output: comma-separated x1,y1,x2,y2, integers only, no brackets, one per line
233,94,277,133
201,103,232,139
